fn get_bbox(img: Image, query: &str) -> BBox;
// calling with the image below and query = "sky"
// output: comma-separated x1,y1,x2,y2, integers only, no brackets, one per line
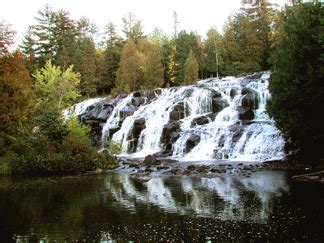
1,0,287,42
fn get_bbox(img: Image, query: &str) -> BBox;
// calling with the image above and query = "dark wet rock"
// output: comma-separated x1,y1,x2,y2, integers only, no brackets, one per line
157,166,170,171
107,126,120,139
154,88,162,97
120,105,137,117
132,91,142,97
143,154,161,166
227,124,245,145
214,149,229,160
169,102,186,121
187,165,196,171
241,88,259,109
218,135,226,147
230,88,239,99
210,167,227,173
131,173,152,182
153,150,173,157
161,121,181,151
127,118,146,153
185,134,201,153
132,97,146,107
237,106,255,120
122,160,140,168
190,113,214,127
183,88,195,98
211,90,229,113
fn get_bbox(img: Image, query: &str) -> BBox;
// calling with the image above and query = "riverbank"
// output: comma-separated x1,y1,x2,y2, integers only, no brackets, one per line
118,156,324,183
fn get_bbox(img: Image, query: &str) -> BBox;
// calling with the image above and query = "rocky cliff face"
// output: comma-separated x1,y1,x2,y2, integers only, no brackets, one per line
67,71,285,162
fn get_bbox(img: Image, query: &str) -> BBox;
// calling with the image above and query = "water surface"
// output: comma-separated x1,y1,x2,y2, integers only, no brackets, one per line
0,171,323,242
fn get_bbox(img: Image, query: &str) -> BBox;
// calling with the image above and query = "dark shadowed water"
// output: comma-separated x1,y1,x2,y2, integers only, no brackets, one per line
0,171,323,242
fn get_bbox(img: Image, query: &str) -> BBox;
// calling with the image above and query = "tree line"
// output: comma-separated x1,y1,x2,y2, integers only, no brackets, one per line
0,0,323,174
2,1,279,96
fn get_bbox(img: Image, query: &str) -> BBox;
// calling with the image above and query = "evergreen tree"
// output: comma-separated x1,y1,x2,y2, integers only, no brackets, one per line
122,12,144,42
20,6,79,69
101,22,124,94
137,38,164,90
174,31,203,84
183,50,199,85
223,0,276,74
268,2,324,160
74,36,97,96
203,28,226,78
115,39,142,93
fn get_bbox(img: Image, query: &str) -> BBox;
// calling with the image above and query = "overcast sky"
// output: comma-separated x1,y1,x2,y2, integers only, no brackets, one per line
1,0,286,42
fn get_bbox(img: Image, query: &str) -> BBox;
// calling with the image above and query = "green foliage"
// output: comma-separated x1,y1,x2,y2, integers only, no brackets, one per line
35,104,69,145
203,28,226,77
34,60,80,109
223,0,276,75
100,22,124,94
137,38,164,89
9,117,117,175
74,36,98,96
115,39,142,93
268,2,324,159
174,31,203,84
122,12,144,42
183,50,199,85
104,140,122,155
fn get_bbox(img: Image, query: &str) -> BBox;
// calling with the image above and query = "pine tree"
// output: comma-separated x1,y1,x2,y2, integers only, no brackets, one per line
102,22,124,94
183,50,199,85
74,36,97,96
268,2,324,160
203,28,226,78
137,38,164,90
115,39,142,93
122,12,144,42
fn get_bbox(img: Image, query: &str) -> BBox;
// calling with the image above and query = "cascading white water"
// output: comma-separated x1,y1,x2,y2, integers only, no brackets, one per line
70,71,285,162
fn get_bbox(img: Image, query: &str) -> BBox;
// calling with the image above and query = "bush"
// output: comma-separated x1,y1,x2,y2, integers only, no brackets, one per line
9,116,117,175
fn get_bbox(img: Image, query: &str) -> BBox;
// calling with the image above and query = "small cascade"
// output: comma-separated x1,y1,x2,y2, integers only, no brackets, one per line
70,71,285,162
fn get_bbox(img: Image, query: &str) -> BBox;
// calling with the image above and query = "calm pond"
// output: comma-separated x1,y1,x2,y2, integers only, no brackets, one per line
0,171,323,242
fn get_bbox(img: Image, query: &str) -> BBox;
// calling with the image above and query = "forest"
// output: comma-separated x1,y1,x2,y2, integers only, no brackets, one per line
0,0,323,175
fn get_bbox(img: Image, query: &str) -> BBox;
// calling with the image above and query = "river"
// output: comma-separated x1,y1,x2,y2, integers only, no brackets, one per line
0,171,323,242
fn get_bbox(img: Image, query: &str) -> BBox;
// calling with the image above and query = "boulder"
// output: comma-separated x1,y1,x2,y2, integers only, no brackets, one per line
143,154,160,166
185,134,201,153
241,88,259,109
160,121,181,151
126,118,146,153
190,114,213,127
230,88,239,99
169,102,186,121
210,90,228,113
132,97,146,107
237,106,255,120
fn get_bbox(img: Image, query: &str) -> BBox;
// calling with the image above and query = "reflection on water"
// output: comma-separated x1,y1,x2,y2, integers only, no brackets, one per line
0,171,323,242
102,172,288,222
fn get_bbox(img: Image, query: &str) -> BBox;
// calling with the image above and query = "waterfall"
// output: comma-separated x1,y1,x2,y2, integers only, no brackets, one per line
69,71,285,162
